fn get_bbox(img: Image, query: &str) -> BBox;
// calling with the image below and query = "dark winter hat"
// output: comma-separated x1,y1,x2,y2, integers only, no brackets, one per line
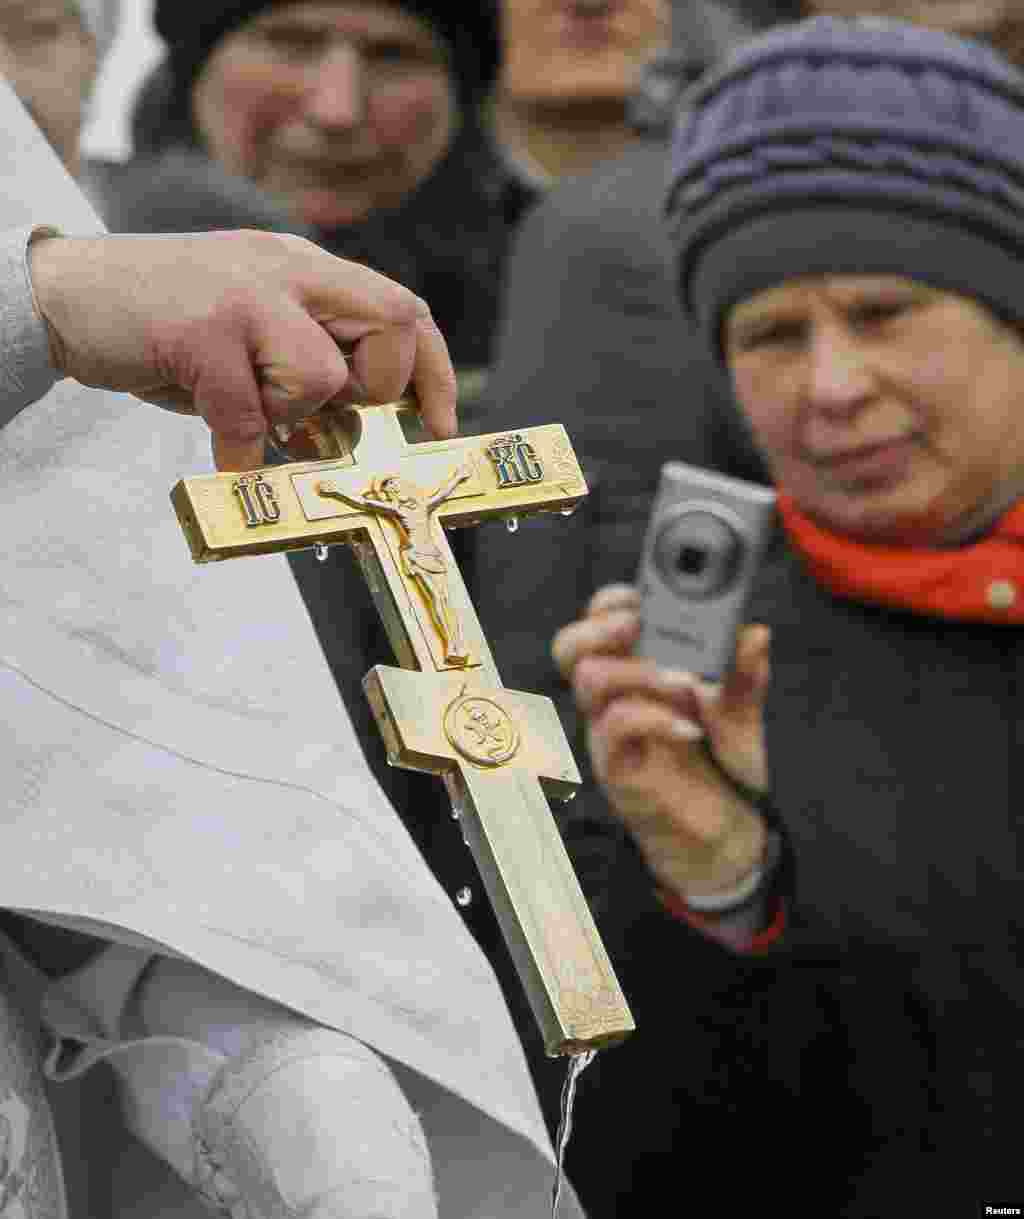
155,0,499,111
665,17,1024,361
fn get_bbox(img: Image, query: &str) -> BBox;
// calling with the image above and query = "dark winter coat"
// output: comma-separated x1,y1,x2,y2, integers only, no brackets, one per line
565,544,1022,1219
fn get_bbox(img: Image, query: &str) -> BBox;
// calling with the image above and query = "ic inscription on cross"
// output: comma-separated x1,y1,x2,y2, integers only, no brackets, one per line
171,402,635,1056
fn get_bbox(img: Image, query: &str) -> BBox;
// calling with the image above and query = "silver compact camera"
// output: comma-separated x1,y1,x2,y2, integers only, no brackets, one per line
635,462,777,680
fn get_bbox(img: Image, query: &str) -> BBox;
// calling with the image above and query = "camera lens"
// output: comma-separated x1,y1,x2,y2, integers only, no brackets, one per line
653,509,744,600
676,545,708,577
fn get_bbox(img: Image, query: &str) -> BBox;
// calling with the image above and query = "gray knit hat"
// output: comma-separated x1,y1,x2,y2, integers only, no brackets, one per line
666,17,1024,360
155,0,498,108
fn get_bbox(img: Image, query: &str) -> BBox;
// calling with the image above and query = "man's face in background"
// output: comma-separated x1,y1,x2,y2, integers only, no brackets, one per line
499,0,671,108
805,0,1024,67
192,1,456,229
0,0,97,174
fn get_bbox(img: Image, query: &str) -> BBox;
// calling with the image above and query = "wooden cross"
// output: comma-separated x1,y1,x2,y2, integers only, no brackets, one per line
171,402,634,1056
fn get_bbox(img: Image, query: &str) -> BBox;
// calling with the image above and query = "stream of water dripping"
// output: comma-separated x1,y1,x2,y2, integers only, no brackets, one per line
551,1049,596,1217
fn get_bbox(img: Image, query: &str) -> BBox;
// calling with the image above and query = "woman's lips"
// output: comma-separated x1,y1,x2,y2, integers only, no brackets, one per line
814,437,915,485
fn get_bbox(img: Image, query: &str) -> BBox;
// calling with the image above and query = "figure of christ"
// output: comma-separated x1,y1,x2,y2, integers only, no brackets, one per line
318,466,472,665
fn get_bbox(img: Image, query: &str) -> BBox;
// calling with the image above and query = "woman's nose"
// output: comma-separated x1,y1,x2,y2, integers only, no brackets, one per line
806,330,876,417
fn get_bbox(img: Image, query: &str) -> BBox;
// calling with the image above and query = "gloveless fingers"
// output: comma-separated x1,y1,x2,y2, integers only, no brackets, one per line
551,608,641,679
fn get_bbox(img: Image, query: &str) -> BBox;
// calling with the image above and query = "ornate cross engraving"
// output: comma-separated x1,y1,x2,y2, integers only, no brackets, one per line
171,402,634,1056
232,473,281,527
486,433,545,488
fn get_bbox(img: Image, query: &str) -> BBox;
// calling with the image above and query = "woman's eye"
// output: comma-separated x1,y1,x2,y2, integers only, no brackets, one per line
738,322,805,351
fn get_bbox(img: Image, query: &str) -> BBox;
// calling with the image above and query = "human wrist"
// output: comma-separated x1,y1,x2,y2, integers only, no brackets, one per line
678,801,769,901
640,792,769,905
677,825,781,913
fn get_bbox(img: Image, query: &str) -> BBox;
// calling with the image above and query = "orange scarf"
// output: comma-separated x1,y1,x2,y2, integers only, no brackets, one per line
778,493,1024,624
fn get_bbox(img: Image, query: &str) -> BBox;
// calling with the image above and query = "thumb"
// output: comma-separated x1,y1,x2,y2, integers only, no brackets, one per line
212,431,267,473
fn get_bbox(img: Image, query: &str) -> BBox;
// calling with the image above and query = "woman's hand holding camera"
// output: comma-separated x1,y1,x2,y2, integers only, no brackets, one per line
552,584,772,906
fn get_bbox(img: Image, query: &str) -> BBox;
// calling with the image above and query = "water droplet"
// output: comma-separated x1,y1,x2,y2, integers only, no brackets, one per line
506,517,519,533
314,543,329,562
560,508,576,517
455,886,473,908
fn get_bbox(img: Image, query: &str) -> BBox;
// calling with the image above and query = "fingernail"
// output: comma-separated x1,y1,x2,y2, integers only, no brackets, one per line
660,669,696,693
573,676,594,712
609,609,640,636
591,583,640,612
671,717,704,742
695,680,722,703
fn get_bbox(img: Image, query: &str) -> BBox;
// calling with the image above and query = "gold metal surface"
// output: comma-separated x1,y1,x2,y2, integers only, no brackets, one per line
171,402,634,1056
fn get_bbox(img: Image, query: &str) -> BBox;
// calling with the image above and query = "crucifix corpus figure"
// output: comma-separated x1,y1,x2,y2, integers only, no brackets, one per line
318,466,471,666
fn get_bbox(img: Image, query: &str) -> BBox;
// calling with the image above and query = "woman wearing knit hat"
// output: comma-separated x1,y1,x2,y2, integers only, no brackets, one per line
554,16,1024,1218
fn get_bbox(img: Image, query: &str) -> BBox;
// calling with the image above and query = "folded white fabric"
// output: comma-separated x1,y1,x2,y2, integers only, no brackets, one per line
194,1028,437,1219
0,934,69,1219
46,950,438,1218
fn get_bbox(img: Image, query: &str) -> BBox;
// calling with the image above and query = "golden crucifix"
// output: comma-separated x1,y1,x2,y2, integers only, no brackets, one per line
317,466,472,665
171,402,634,1056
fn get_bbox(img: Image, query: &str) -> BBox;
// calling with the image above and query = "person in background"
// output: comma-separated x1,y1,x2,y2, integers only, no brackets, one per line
554,16,1024,1217
100,0,525,375
490,0,672,187
0,0,117,182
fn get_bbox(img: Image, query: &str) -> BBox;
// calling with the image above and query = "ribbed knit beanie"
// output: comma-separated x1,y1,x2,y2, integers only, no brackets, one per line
155,0,498,112
666,16,1024,361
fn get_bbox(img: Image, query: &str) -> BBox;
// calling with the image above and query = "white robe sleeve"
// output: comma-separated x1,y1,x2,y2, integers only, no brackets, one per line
0,226,61,424
0,74,105,428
